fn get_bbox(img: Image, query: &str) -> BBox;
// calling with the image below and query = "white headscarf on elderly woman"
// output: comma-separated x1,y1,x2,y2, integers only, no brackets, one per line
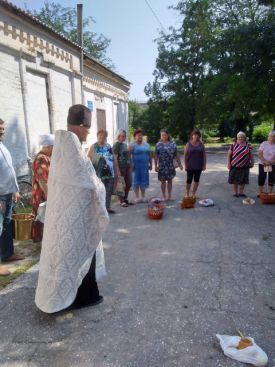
39,134,54,147
237,131,246,139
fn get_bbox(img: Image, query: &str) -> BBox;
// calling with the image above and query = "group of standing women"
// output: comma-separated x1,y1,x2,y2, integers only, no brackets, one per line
31,128,275,217
155,128,206,200
227,130,275,197
88,128,152,209
88,127,207,207
91,127,275,207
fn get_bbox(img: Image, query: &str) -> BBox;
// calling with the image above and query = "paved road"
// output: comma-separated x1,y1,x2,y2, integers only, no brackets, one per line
0,150,275,367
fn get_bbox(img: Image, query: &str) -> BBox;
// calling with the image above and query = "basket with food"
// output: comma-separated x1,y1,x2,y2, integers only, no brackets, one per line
181,196,196,209
148,198,165,220
260,192,275,205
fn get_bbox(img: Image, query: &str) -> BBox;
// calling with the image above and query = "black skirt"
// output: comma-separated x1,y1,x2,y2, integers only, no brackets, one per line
70,253,100,309
228,167,250,185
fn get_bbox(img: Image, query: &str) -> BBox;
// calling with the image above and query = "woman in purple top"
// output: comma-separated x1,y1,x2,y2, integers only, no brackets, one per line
184,129,206,197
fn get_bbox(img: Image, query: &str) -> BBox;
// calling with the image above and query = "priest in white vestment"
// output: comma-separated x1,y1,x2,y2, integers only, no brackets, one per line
35,105,109,313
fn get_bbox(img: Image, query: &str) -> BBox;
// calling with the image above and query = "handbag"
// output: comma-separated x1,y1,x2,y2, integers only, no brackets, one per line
113,176,126,197
90,144,112,178
264,165,272,172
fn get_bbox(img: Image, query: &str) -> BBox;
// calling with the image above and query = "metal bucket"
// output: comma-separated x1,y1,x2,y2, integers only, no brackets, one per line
12,213,34,241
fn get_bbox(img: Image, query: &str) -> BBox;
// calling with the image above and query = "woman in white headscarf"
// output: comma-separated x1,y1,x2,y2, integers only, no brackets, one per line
32,134,54,217
227,131,254,197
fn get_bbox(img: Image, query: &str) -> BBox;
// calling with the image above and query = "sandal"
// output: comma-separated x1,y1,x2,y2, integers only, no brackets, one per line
124,200,134,205
120,202,128,207
239,194,247,197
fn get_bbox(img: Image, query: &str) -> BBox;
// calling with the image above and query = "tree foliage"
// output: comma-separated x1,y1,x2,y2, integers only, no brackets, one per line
144,0,275,141
27,1,113,68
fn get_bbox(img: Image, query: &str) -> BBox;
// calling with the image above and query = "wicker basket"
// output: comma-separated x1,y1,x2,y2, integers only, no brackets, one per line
12,213,34,241
260,192,275,205
181,196,196,209
148,198,165,220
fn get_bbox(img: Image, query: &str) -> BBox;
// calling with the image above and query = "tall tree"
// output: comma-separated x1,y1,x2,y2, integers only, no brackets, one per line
27,1,113,68
147,0,214,140
147,0,275,138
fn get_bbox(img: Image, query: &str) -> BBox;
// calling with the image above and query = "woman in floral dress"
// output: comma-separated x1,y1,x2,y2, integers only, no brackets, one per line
32,135,54,216
154,129,182,201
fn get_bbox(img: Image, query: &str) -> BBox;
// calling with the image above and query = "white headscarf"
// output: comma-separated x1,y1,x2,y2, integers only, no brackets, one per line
237,131,246,138
39,134,55,146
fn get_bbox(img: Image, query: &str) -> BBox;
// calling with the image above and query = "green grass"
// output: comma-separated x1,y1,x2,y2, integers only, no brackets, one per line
0,260,37,290
0,240,41,290
13,206,32,214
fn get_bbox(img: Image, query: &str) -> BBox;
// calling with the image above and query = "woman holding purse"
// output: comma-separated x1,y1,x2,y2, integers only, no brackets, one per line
113,129,133,207
87,129,115,214
258,130,275,196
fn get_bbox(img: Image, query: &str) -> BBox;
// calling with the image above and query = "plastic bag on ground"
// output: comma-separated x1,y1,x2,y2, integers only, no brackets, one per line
216,334,268,366
198,198,214,207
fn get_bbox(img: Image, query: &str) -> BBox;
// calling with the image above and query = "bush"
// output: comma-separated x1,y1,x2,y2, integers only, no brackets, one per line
252,121,274,143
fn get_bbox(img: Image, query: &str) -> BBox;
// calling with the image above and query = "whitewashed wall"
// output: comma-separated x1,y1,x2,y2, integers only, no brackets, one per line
0,5,129,174
0,48,28,175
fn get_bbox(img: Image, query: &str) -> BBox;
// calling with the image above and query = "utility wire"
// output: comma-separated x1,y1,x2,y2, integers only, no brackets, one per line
144,0,166,32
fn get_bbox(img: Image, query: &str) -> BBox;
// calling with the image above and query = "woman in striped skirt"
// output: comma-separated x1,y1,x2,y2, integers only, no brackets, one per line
227,131,254,197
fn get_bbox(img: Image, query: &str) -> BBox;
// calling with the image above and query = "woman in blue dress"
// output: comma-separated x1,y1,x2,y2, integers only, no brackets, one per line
129,129,152,203
155,128,182,201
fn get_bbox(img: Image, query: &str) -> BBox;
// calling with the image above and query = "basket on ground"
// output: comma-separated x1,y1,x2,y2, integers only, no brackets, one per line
259,192,275,205
181,196,196,209
148,198,165,220
12,213,34,241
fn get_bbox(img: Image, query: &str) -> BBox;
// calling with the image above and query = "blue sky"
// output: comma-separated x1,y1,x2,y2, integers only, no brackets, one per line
11,0,180,101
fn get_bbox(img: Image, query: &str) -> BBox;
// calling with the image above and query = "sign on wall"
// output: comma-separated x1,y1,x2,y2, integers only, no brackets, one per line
87,100,93,112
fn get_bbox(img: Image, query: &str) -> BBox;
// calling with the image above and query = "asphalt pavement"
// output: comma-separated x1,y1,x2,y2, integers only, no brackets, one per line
0,149,275,367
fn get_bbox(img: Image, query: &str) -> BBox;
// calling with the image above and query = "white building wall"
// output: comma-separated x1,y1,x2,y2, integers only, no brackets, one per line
0,5,130,171
105,97,115,145
74,78,82,105
50,71,73,130
25,69,51,156
117,101,129,138
0,48,28,174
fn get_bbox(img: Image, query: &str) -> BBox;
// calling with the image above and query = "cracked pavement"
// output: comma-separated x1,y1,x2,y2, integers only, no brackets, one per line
0,148,275,367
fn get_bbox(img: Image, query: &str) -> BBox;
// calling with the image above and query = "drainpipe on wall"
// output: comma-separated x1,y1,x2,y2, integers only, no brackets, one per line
19,48,31,159
77,4,84,104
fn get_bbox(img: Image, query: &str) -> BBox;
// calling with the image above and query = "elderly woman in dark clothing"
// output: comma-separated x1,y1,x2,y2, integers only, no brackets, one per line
184,129,206,197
